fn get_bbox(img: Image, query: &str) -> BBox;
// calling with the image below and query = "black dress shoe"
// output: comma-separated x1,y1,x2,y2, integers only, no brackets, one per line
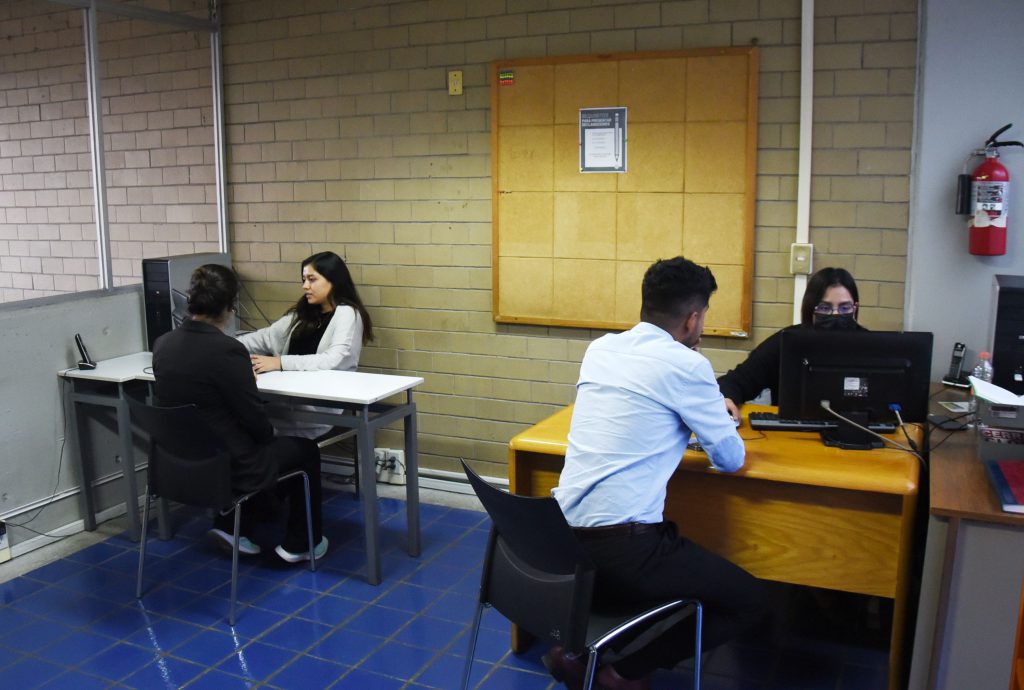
596,663,651,690
542,646,585,690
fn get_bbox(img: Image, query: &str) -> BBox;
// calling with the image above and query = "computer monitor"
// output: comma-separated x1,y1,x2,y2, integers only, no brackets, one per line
778,329,934,449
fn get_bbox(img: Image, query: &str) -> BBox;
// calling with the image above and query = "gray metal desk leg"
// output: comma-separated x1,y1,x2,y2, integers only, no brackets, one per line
404,392,420,557
927,516,961,690
357,405,381,585
115,388,142,541
68,389,97,532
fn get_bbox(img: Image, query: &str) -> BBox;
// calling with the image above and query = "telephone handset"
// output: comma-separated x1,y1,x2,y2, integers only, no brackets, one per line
941,341,969,388
75,333,97,370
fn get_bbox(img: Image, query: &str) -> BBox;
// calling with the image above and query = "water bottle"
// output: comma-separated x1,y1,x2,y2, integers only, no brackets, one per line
972,351,994,382
968,351,994,425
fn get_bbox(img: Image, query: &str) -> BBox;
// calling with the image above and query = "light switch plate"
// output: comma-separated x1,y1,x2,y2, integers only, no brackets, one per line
790,242,813,275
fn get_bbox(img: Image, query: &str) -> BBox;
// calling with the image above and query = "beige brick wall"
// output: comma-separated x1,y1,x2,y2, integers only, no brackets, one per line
0,3,93,301
220,0,916,476
0,0,216,302
1,0,916,477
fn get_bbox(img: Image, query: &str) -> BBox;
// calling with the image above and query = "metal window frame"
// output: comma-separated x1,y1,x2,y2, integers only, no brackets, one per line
40,0,228,288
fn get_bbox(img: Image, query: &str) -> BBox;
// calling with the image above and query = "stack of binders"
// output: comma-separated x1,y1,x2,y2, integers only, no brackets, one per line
973,378,1024,513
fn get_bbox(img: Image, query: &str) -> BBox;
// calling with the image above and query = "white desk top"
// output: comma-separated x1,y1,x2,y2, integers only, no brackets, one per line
256,370,423,405
59,352,153,384
61,352,424,405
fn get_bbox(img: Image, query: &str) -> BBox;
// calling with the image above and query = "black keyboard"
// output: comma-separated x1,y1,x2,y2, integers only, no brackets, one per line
748,412,896,434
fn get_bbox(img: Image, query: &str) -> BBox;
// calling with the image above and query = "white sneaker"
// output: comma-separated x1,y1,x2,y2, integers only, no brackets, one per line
274,537,328,563
208,528,261,556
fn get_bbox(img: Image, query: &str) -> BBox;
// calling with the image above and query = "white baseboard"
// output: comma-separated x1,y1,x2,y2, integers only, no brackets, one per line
5,461,506,562
418,467,508,495
320,454,508,495
9,500,134,560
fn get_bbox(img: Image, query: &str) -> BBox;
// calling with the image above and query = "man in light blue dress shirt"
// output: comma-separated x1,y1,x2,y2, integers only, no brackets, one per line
548,257,765,690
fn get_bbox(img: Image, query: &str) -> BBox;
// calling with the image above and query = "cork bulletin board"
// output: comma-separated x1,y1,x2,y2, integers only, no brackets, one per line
491,47,758,337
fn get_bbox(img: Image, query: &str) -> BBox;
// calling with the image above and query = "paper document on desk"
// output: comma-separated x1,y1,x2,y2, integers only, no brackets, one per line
970,376,1024,404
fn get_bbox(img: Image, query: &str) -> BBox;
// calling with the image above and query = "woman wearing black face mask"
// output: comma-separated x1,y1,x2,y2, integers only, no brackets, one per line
717,267,864,422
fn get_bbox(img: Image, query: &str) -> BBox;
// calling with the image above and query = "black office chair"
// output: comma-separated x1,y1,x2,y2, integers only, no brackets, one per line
130,399,316,626
459,459,702,690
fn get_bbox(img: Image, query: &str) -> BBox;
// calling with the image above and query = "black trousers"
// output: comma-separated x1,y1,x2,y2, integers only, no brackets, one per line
577,521,766,679
271,436,323,551
217,436,323,552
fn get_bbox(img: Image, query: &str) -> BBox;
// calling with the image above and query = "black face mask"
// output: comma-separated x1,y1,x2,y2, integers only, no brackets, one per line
813,313,857,330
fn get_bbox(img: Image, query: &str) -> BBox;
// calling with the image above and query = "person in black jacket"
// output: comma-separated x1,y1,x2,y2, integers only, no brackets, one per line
717,267,866,422
152,264,327,563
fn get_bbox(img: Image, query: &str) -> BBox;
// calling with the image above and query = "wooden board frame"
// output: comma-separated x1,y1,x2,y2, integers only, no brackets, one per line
491,47,758,337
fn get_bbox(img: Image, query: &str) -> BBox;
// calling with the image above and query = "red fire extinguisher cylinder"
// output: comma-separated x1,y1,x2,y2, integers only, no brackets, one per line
969,153,1010,256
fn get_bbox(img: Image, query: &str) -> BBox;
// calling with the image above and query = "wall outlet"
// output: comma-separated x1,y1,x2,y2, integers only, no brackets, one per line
374,448,407,485
0,520,11,564
447,69,463,96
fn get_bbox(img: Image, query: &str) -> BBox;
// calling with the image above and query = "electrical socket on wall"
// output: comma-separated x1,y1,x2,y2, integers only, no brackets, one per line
373,448,406,485
447,69,463,96
0,520,11,564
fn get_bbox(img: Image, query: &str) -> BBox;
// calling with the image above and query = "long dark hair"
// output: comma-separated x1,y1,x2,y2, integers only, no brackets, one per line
187,264,238,317
288,251,374,343
799,267,859,325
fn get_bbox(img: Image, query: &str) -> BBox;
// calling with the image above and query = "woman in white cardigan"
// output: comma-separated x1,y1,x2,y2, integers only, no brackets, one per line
239,251,374,438
239,251,374,372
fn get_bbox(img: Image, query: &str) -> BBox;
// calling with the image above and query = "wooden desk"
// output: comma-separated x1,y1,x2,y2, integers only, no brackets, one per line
509,404,920,690
929,432,1024,526
60,352,424,585
910,429,1024,690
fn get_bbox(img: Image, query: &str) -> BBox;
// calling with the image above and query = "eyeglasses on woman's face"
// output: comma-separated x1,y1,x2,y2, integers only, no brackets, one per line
812,301,857,316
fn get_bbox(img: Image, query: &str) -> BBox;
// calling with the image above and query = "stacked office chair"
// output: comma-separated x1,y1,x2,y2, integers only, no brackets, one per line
130,399,316,626
459,459,702,690
316,425,360,498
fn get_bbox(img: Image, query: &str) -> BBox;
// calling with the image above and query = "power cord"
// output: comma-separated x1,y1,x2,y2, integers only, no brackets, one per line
6,378,74,542
236,313,262,332
374,452,406,475
819,400,927,467
890,404,919,453
236,277,271,328
926,410,972,452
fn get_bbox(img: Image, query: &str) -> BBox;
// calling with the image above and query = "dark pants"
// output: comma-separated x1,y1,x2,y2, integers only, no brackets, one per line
216,436,323,552
271,435,323,552
577,521,766,679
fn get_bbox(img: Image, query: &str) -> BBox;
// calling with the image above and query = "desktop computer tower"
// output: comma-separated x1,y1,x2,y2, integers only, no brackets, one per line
989,274,1024,394
142,252,232,351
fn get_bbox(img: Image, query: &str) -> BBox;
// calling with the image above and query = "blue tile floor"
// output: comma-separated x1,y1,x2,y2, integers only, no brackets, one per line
0,489,891,689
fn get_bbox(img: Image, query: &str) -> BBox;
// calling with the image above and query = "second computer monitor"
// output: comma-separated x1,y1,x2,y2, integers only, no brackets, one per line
778,329,934,427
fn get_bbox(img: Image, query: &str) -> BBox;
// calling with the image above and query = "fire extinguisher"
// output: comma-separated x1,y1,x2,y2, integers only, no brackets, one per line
956,124,1024,256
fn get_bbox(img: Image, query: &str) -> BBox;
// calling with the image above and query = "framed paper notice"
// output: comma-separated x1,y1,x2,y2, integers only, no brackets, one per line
580,107,627,173
492,47,758,336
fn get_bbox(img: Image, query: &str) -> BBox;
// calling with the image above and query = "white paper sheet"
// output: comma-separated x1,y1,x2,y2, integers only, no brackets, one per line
970,376,1024,404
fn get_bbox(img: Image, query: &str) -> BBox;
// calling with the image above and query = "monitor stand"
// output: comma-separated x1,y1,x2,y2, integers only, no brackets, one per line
819,411,884,450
